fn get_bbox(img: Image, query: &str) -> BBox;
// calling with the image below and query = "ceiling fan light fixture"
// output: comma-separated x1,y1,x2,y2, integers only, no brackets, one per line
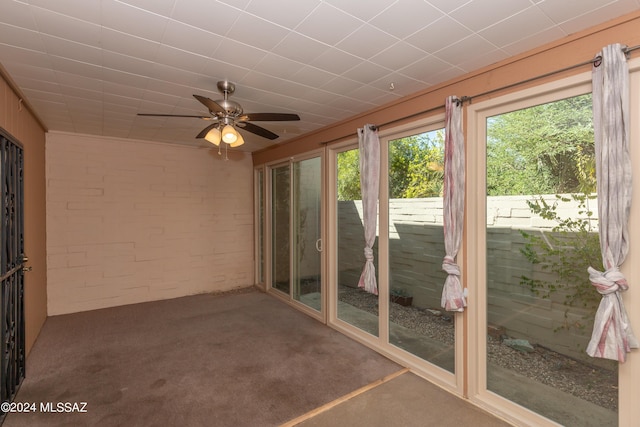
204,127,221,146
229,132,244,147
221,124,238,144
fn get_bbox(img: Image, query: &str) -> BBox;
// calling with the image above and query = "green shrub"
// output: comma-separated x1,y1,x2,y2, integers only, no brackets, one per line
519,193,601,331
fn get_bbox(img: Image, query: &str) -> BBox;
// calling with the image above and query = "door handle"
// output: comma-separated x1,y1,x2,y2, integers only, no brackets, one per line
315,238,322,252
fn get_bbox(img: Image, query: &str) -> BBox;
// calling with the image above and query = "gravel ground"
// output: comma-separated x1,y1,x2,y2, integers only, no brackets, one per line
339,286,617,412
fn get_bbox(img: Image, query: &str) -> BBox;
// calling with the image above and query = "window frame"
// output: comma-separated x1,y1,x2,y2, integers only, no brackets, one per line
254,166,266,288
263,149,327,323
328,115,463,393
466,71,602,425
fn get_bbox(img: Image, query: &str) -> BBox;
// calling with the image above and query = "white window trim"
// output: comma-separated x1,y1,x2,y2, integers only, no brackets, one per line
264,149,327,323
327,115,463,394
254,166,266,288
466,69,624,426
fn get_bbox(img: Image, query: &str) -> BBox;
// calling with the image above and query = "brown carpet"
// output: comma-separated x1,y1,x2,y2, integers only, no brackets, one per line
4,288,510,427
4,289,402,426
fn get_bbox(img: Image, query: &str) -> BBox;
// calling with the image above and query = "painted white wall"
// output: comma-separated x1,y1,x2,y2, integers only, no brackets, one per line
45,132,254,315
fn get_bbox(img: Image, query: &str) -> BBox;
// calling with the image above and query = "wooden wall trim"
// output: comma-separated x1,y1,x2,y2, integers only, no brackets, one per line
252,10,640,166
0,62,47,133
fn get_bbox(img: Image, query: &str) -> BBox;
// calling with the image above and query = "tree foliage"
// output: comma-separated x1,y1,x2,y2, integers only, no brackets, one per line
391,130,444,199
336,130,445,201
336,149,361,201
336,94,595,201
487,93,595,196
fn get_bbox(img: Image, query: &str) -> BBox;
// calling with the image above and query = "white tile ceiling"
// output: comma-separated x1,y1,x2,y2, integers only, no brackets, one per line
1,0,639,152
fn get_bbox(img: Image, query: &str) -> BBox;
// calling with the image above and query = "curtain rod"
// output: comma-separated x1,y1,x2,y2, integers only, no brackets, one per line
321,43,640,146
320,102,448,146
461,43,640,104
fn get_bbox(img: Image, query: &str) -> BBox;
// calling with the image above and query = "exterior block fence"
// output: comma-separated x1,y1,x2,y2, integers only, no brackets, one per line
338,195,601,363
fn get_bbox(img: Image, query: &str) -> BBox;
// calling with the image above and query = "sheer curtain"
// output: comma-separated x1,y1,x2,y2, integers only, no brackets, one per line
441,96,466,312
357,125,380,295
587,43,638,362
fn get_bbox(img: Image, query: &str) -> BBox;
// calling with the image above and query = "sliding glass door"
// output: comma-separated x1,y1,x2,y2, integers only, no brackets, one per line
468,79,618,426
330,122,459,387
269,154,323,315
335,147,379,336
387,128,455,373
271,165,290,294
292,157,322,311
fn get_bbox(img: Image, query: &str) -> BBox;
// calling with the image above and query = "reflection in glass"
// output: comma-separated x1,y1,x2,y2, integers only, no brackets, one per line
271,165,290,294
485,94,617,425
387,129,454,373
336,148,378,336
292,157,322,311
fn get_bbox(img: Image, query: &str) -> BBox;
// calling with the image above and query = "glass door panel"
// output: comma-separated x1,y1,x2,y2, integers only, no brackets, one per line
271,165,290,294
292,157,322,311
336,147,379,336
484,93,617,426
387,129,454,373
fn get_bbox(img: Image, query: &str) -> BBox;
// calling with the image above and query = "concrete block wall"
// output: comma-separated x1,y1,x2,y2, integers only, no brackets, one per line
388,198,446,308
338,195,599,362
46,132,254,315
338,198,446,308
337,200,366,287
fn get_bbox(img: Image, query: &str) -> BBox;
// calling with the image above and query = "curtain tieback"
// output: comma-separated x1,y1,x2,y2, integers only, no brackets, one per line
588,266,629,294
442,256,460,276
363,247,374,262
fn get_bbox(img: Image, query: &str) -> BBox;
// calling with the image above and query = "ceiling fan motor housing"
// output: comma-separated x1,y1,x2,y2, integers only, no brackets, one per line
216,99,243,117
214,81,243,117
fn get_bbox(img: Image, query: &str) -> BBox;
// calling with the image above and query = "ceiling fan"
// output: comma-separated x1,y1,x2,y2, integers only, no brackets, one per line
138,81,300,149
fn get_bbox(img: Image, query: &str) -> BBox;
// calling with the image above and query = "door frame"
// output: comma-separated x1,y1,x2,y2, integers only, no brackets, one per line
465,71,619,426
264,148,326,323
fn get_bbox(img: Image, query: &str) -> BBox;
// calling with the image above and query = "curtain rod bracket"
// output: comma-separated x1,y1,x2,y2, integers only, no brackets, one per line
593,55,603,68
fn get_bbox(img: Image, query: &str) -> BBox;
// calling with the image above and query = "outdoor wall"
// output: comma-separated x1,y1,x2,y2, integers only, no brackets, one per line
338,195,598,362
46,132,254,315
337,199,366,287
0,71,47,356
338,198,446,307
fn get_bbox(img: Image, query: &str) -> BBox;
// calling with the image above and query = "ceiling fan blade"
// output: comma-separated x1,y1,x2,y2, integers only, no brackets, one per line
138,113,210,119
242,113,300,121
196,123,219,139
237,122,279,140
193,95,225,114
